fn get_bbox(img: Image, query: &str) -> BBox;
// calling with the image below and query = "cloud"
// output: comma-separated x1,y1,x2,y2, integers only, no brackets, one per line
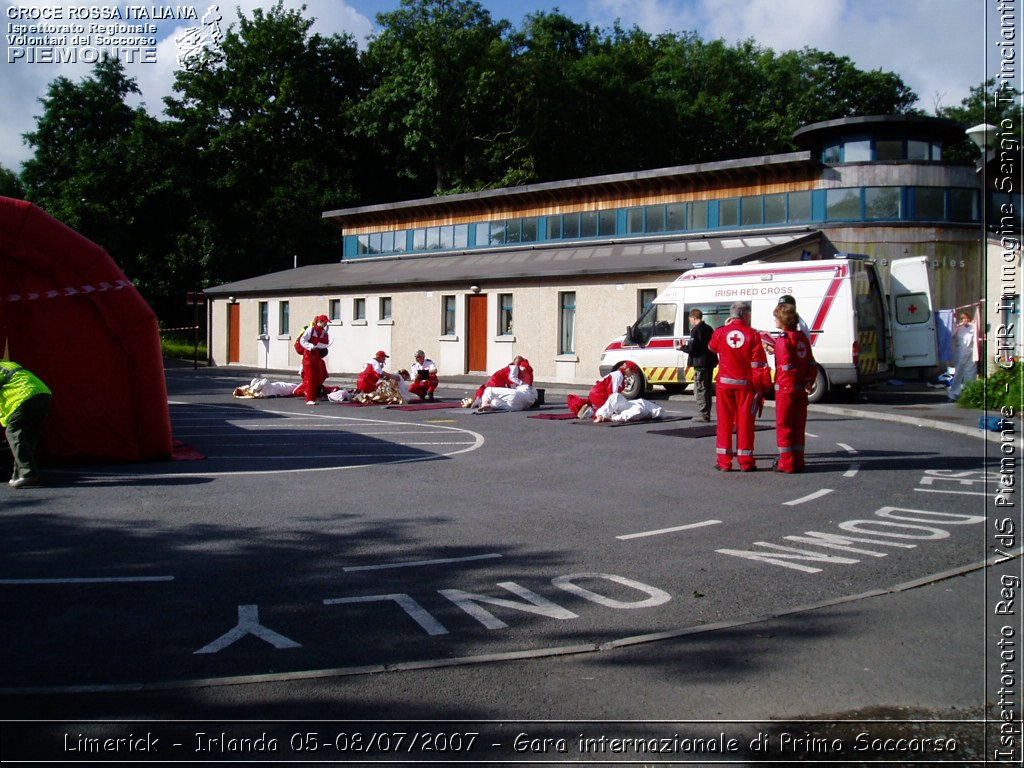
0,0,375,172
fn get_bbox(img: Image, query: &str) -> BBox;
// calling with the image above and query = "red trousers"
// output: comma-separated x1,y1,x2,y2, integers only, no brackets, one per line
302,353,328,403
715,385,758,471
409,375,438,398
774,389,808,472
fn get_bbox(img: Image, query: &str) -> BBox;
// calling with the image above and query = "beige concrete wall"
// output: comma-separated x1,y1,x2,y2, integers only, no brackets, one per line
209,274,676,385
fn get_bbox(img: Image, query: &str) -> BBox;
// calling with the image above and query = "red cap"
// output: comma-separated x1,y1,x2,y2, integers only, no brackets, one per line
375,350,389,359
316,314,329,324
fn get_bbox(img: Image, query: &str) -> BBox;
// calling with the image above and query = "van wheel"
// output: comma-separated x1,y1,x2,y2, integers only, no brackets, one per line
807,366,828,404
621,368,646,399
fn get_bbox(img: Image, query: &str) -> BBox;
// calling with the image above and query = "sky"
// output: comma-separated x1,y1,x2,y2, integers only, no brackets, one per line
0,0,1016,173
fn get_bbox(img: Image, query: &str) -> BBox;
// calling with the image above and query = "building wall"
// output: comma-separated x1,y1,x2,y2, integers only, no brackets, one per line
210,273,677,386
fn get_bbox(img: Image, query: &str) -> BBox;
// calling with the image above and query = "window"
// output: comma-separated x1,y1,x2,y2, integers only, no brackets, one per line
949,188,977,221
826,188,862,220
740,196,763,226
666,203,686,231
559,292,576,355
865,187,900,219
278,301,290,335
844,140,872,162
719,198,739,227
788,191,812,222
379,296,392,320
581,211,599,237
906,140,930,160
638,288,657,317
627,207,645,233
498,293,513,335
598,209,617,235
764,193,787,224
631,302,676,347
874,140,903,161
645,204,666,232
258,301,269,336
329,299,341,322
913,188,945,220
442,295,457,335
689,200,709,230
353,298,366,321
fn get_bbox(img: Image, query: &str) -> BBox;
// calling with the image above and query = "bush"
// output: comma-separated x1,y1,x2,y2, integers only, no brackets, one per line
958,365,1023,412
161,332,207,362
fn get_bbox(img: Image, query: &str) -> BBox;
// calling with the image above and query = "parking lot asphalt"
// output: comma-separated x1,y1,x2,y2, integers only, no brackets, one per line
3,361,1014,765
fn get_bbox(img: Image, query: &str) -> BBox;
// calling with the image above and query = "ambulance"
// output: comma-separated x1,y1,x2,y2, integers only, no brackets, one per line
599,254,937,403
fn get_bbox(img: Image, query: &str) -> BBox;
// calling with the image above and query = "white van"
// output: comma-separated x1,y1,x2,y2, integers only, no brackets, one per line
599,254,937,403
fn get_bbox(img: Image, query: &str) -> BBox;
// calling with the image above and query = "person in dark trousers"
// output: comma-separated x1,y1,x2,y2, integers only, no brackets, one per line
682,308,716,421
0,361,52,488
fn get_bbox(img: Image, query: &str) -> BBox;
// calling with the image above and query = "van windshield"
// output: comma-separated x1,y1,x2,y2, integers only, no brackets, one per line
632,303,677,346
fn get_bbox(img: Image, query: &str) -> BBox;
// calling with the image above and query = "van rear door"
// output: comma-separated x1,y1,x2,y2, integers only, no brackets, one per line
889,255,938,368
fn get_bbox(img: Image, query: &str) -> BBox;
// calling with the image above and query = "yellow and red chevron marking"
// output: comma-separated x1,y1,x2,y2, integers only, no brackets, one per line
643,366,681,384
859,357,879,375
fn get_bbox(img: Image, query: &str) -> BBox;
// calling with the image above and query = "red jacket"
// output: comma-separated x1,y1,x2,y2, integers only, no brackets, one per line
773,330,815,393
587,369,625,409
709,319,770,392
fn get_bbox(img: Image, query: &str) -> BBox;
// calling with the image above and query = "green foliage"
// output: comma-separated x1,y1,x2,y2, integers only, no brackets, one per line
957,365,1023,412
0,165,25,198
16,0,944,330
938,79,1023,164
160,332,208,362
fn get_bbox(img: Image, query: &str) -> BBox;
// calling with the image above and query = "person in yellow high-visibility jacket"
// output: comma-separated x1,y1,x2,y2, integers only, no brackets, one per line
0,361,52,488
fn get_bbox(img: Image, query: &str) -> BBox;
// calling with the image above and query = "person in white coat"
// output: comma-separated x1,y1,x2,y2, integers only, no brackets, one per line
947,311,978,401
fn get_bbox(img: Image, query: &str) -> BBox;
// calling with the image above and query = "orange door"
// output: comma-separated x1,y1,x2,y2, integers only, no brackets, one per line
228,303,241,363
466,294,488,372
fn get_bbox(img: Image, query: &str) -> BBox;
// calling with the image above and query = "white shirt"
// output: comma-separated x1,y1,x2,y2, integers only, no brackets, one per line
411,358,437,377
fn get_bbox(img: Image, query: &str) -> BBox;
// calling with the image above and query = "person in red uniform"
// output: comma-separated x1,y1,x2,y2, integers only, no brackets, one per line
567,361,641,419
771,303,815,473
408,350,440,401
356,350,397,393
708,301,770,471
298,315,330,406
462,356,529,408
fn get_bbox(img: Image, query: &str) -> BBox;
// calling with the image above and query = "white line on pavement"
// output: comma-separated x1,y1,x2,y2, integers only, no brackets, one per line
783,488,834,506
616,520,723,541
343,553,502,572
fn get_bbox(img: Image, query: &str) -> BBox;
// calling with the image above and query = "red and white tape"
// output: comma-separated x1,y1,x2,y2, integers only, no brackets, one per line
1,279,135,303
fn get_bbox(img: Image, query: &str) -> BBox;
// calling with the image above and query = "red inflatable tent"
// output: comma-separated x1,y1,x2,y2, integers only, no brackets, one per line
0,196,172,462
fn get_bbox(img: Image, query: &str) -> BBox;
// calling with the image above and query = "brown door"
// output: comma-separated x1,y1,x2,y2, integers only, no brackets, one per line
228,303,241,363
466,294,488,372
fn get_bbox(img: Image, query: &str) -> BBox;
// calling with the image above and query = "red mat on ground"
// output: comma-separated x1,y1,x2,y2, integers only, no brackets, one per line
171,439,206,461
386,402,462,411
528,412,577,420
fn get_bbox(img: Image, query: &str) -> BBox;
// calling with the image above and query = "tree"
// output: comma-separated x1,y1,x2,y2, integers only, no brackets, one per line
0,165,24,198
19,57,179,316
357,0,517,195
164,1,365,284
938,79,1022,163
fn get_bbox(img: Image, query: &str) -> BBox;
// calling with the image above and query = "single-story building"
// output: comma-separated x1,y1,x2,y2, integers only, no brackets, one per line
206,115,1014,384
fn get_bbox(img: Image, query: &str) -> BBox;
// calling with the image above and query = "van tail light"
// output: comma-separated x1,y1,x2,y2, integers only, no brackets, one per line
852,340,860,367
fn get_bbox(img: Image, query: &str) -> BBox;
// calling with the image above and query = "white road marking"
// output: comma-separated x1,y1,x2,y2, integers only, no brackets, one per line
343,553,502,572
616,520,723,541
51,405,485,480
783,488,834,506
914,488,989,497
836,442,858,454
843,463,861,478
0,576,174,585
